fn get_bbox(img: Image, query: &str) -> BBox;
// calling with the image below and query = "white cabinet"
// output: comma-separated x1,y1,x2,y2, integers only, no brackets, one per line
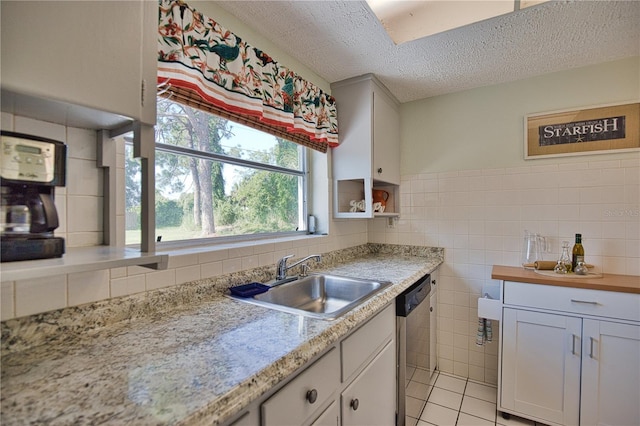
501,308,581,425
255,304,396,426
580,320,640,426
331,74,400,218
311,401,339,426
341,341,396,426
262,348,340,426
499,281,640,426
1,0,157,126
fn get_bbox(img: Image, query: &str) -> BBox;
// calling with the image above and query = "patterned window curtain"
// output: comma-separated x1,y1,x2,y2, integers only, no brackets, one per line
157,0,339,153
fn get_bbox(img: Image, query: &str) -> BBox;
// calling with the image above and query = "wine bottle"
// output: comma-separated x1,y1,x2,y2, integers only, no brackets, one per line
571,233,584,272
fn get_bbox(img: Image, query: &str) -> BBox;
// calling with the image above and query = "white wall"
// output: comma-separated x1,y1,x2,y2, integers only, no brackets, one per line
369,56,640,384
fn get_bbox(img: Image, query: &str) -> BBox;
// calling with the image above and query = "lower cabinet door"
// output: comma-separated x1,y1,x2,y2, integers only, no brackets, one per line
262,348,340,426
580,319,640,426
500,308,581,426
341,340,396,426
311,400,339,426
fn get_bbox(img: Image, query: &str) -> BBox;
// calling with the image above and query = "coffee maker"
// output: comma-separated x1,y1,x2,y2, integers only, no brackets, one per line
1,131,66,261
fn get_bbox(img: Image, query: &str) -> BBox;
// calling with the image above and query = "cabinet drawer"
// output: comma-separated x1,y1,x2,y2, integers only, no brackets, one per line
503,281,640,322
341,304,394,381
262,348,340,426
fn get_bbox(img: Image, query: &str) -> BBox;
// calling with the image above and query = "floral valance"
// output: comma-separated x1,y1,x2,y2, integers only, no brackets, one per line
157,0,339,152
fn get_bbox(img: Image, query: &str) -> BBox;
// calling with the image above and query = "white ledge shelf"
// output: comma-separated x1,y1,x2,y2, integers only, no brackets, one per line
0,246,168,282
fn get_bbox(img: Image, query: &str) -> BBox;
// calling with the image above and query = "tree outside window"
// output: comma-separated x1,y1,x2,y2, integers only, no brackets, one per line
125,98,307,244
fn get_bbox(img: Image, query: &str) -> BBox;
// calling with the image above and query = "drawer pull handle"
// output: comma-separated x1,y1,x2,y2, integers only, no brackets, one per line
571,334,579,355
350,398,359,411
306,389,318,404
570,299,599,305
589,337,597,359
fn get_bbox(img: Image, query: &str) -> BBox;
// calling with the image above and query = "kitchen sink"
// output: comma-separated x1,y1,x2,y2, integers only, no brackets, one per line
230,274,392,319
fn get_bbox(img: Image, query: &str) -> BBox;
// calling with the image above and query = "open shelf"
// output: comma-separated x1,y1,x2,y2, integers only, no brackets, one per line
334,178,399,219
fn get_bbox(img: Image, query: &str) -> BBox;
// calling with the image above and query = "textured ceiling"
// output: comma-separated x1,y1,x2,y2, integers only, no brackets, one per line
214,0,640,103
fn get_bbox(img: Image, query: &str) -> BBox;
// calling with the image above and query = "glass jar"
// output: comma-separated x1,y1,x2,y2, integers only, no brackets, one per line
574,261,588,275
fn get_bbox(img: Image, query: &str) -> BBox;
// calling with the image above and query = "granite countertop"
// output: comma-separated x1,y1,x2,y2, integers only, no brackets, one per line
491,265,640,294
1,244,443,425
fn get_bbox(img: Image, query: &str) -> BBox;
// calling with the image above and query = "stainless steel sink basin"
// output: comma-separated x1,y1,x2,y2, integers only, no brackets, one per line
230,274,392,319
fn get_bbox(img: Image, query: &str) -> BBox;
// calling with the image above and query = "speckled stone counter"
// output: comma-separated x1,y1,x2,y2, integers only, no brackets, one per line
1,244,443,425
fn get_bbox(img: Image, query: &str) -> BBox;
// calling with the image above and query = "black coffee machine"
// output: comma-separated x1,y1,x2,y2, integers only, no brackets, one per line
1,131,67,261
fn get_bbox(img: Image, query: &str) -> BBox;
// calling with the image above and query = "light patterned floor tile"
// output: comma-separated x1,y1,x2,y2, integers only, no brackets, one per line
435,373,468,394
457,412,495,426
413,367,437,385
461,396,496,422
465,382,497,403
407,380,432,400
420,402,459,425
407,395,428,418
428,387,464,410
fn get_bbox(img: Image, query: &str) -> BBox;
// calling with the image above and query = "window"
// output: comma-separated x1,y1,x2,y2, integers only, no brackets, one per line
125,98,307,245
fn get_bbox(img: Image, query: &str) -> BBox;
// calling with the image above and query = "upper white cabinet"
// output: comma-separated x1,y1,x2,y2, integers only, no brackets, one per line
0,0,157,127
331,75,400,218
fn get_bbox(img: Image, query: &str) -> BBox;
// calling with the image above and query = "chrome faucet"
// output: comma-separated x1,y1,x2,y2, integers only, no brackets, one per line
276,254,321,280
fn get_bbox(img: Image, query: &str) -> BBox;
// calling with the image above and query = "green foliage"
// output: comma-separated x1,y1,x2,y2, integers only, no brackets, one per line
214,197,238,226
229,138,300,233
124,145,141,211
155,196,182,228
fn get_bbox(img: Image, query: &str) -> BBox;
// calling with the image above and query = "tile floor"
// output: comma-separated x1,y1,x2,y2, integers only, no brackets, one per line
405,369,546,426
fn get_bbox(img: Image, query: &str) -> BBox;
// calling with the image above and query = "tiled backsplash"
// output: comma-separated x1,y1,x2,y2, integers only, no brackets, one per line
370,157,640,384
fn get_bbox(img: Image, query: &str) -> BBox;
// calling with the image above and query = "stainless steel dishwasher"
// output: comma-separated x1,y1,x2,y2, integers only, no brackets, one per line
396,272,433,426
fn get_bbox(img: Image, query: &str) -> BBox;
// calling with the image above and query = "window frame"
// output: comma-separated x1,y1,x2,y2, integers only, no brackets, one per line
123,117,311,249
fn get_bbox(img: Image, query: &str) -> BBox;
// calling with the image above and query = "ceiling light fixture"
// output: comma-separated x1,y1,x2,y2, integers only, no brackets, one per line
366,0,550,44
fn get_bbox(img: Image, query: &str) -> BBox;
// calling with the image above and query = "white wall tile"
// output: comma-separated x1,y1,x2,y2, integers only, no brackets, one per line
66,127,97,160
146,269,176,291
1,281,15,320
15,275,66,317
167,254,199,269
14,116,66,142
223,258,243,274
67,196,102,232
67,158,102,196
201,261,223,279
1,112,14,130
68,270,109,306
67,232,103,247
110,275,145,298
176,265,201,284
110,267,127,279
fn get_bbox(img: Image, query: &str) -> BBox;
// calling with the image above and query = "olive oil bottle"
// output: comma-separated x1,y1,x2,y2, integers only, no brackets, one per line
571,233,584,272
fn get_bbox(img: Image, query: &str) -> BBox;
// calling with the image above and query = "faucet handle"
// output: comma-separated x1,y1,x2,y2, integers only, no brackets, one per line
278,254,294,266
276,254,294,280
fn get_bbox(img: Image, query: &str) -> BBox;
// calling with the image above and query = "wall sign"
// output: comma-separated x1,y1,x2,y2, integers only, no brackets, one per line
525,102,639,159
